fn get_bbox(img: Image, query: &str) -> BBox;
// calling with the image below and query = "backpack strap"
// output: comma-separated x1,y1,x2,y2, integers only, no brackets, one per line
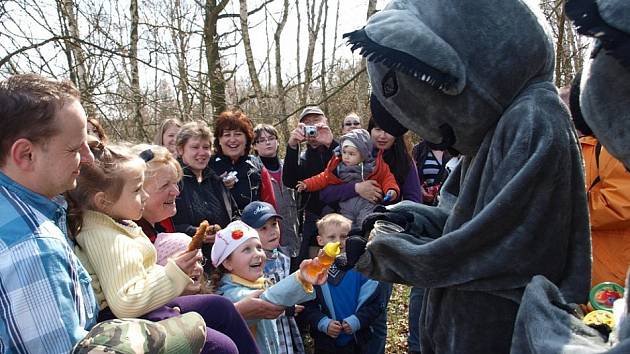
433,159,449,185
588,142,602,191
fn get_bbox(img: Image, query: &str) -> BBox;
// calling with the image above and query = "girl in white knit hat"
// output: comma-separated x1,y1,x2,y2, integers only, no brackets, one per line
211,220,328,354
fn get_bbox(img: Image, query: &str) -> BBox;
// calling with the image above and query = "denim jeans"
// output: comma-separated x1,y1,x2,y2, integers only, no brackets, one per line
407,287,425,352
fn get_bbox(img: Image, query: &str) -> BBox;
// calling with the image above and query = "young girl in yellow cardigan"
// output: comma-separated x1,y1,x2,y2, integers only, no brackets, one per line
67,143,259,354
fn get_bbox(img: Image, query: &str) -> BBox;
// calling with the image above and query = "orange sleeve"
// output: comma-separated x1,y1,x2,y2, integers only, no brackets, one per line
303,157,342,192
588,148,630,230
374,158,400,195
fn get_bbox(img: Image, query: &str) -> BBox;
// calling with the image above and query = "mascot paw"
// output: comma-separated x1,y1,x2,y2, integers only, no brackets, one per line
340,234,368,270
362,207,413,236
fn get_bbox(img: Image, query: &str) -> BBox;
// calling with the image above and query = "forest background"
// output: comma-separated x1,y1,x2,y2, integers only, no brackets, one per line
1,0,585,146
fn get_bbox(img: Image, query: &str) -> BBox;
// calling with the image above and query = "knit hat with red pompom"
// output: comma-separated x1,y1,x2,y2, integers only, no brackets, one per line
211,220,259,267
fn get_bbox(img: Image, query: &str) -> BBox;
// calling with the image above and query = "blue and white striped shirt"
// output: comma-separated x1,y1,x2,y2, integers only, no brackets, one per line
0,171,98,354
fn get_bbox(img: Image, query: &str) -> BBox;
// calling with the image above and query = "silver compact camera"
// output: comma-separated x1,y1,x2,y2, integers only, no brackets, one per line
304,125,318,138
223,170,238,183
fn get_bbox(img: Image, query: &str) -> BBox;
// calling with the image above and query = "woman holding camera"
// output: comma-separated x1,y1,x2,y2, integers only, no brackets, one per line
209,111,276,212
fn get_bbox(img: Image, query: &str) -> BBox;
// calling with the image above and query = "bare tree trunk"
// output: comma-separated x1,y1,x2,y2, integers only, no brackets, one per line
58,0,96,117
366,0,377,18
301,0,325,103
327,0,340,85
171,0,191,121
55,2,75,84
275,0,290,138
539,0,586,87
129,0,149,141
265,6,272,91
358,0,378,106
320,0,329,112
239,0,265,120
204,0,230,121
568,25,584,75
295,0,303,105
554,1,566,87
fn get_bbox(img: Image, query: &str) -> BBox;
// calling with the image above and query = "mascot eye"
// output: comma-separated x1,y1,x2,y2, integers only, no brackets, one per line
345,28,458,94
566,0,630,69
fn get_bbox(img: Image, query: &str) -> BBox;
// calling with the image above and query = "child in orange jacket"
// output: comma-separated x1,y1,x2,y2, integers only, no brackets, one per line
297,129,399,226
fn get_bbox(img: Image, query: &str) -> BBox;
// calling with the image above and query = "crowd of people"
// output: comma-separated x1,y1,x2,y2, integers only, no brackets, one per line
1,60,629,354
0,71,465,353
4,0,629,353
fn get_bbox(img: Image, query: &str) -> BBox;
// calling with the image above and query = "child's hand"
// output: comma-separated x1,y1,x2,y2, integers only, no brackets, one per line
173,249,202,276
296,181,307,192
327,320,343,338
383,189,397,203
294,304,304,315
298,257,328,285
342,320,353,334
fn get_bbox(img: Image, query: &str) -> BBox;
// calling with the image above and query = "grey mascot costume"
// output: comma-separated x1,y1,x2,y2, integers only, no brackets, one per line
574,0,630,170
511,0,630,353
342,0,591,353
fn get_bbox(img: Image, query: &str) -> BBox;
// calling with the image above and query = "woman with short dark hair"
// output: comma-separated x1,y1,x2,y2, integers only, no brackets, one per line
210,111,276,211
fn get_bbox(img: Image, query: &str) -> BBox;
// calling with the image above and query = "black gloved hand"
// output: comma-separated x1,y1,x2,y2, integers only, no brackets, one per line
337,209,414,271
334,226,366,271
342,235,368,271
361,206,414,236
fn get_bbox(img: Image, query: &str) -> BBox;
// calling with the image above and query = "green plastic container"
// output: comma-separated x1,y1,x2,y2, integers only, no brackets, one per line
589,282,625,312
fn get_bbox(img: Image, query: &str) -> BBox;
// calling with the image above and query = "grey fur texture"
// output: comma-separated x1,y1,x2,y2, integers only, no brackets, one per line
581,48,630,170
566,0,630,169
598,0,630,33
347,0,591,353
512,274,630,354
513,1,630,353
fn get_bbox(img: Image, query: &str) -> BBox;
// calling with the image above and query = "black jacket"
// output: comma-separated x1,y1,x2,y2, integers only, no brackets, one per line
282,141,338,216
209,154,264,211
172,162,237,235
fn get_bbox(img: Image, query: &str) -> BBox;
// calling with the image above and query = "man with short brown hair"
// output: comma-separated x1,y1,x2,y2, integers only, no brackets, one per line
0,74,210,354
0,74,97,353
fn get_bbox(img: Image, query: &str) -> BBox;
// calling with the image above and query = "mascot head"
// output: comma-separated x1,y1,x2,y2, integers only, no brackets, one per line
567,0,630,170
345,0,555,155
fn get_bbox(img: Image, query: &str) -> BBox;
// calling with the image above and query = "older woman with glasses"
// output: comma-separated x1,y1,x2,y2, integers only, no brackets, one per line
253,124,300,260
341,112,363,134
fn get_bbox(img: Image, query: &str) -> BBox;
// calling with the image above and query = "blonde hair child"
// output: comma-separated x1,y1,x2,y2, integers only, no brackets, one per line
301,213,384,354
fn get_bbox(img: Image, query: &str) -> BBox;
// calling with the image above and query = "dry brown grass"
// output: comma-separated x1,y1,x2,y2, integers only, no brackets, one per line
386,284,411,354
